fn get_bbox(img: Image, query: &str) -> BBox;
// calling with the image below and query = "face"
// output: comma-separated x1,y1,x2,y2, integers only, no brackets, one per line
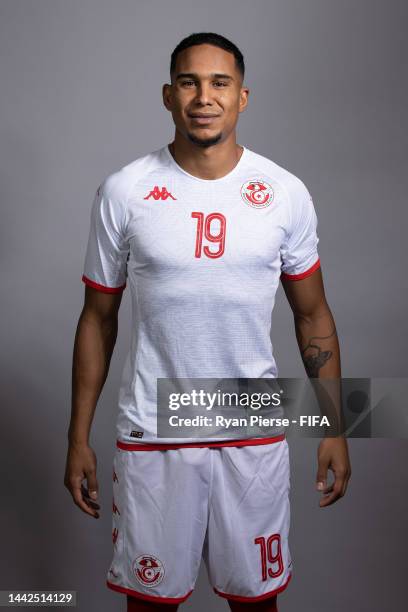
163,44,249,148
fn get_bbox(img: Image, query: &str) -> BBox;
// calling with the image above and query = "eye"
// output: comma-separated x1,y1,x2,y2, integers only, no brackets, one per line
181,80,195,86
214,81,228,87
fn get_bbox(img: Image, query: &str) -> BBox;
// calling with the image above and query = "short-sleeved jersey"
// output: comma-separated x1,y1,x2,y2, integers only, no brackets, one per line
82,144,321,447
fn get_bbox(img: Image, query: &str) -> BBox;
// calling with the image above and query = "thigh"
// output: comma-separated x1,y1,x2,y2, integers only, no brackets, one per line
204,440,292,603
107,446,210,604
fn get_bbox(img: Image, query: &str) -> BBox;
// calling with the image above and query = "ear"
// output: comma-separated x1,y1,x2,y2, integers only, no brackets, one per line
239,87,249,113
162,83,172,110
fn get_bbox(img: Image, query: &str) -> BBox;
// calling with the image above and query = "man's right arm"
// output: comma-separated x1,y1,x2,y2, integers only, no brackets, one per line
64,286,124,519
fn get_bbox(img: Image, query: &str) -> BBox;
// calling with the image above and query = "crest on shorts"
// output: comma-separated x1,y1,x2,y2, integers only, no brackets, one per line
132,555,165,587
241,179,274,209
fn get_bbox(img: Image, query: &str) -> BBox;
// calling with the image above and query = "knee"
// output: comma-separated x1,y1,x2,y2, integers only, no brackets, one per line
227,595,278,612
127,594,180,612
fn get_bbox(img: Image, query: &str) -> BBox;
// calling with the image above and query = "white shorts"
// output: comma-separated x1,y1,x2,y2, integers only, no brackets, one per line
106,436,292,604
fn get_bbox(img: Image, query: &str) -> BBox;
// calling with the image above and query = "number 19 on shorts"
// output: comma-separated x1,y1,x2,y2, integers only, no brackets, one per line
254,534,284,581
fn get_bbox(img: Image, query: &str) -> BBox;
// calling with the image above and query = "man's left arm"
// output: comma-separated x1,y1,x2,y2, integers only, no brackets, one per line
281,268,352,507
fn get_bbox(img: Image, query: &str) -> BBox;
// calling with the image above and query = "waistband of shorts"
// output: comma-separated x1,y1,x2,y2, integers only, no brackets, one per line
116,433,286,451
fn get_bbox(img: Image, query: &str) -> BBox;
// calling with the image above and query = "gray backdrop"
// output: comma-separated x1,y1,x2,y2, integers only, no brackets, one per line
1,0,407,610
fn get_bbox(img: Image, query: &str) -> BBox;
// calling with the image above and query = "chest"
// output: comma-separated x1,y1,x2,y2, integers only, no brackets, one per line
126,177,289,275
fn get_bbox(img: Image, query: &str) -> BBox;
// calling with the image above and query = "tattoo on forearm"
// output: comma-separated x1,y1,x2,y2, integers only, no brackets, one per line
300,329,335,377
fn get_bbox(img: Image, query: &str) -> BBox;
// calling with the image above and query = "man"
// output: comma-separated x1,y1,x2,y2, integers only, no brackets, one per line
64,32,351,612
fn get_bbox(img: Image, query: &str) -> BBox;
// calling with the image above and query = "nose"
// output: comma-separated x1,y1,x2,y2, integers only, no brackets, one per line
193,82,213,105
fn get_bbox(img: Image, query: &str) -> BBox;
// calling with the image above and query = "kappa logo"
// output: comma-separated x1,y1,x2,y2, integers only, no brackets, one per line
143,186,176,201
132,555,165,587
241,179,274,209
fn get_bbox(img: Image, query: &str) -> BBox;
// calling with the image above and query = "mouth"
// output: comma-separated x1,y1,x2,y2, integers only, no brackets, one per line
188,114,219,125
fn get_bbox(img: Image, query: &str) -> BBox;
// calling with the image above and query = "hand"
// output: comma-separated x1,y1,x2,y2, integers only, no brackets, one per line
64,441,100,518
316,436,351,507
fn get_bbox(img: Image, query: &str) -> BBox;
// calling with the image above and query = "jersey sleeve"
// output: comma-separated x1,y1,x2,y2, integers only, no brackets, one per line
82,173,130,293
280,177,321,281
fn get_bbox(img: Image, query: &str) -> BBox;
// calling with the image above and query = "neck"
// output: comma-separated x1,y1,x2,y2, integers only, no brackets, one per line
168,135,243,180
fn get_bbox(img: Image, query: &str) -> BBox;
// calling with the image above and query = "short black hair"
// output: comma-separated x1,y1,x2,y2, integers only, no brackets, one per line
170,32,245,82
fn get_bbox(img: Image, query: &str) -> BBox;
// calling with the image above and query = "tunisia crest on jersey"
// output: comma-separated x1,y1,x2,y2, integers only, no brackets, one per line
241,179,274,208
132,554,165,587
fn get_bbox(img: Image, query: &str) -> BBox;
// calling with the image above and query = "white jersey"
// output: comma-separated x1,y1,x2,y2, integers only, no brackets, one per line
82,144,320,447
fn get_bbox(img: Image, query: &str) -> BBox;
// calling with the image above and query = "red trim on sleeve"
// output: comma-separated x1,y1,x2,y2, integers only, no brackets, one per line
214,571,292,602
116,434,285,451
106,580,193,603
82,274,126,293
280,257,321,281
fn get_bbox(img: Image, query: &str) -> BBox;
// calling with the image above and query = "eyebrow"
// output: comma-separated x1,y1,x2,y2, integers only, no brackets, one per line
176,72,234,81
